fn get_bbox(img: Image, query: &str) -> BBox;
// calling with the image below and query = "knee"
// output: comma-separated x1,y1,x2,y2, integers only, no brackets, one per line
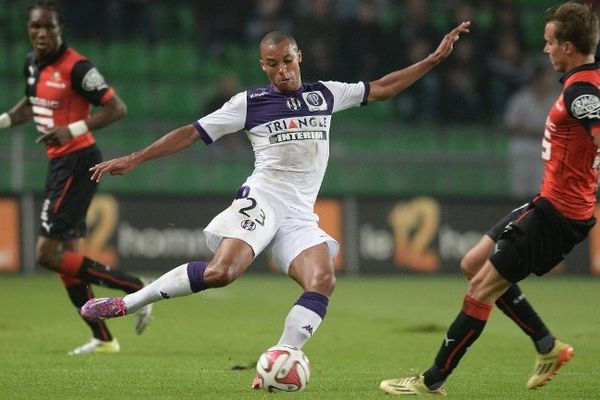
36,247,59,271
466,275,483,300
466,268,497,302
310,268,336,296
460,252,478,280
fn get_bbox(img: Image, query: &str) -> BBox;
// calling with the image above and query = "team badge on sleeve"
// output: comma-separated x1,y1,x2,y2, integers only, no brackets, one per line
82,68,109,91
571,94,600,119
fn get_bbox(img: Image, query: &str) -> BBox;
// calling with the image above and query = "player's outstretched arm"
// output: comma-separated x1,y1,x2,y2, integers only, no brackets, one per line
90,124,201,182
368,21,470,102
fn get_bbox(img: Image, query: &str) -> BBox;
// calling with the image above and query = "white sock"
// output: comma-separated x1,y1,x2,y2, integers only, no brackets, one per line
123,263,193,313
277,305,323,349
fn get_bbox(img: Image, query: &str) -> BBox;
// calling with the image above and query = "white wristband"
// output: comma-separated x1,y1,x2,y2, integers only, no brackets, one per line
68,120,89,137
0,112,11,129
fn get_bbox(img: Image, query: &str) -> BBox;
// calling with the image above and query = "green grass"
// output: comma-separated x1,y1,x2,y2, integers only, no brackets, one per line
0,274,599,399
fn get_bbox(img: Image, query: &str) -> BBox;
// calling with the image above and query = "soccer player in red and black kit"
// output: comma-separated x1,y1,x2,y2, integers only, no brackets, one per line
0,1,152,355
380,2,600,395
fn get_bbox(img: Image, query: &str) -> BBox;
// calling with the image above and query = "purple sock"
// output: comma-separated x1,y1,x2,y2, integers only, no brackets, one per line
295,291,329,319
187,261,207,293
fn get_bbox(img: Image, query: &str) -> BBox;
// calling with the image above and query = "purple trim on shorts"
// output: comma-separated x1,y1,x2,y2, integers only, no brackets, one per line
235,185,250,199
192,121,213,144
187,261,207,293
295,291,329,320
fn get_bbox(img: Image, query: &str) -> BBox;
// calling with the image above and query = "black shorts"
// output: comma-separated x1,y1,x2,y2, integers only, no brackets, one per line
486,201,531,241
489,197,595,283
39,145,101,241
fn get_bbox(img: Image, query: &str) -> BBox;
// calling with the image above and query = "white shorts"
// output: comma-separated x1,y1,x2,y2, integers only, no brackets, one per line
204,186,338,273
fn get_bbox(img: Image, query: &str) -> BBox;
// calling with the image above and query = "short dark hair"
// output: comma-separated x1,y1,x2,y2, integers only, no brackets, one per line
545,1,599,55
259,31,298,51
28,0,64,24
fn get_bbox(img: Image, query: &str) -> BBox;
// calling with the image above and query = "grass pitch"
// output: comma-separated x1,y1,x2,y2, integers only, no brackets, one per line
1,273,598,399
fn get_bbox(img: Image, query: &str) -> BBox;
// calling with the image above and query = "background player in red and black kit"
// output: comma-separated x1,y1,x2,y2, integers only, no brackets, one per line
0,1,152,355
380,2,600,395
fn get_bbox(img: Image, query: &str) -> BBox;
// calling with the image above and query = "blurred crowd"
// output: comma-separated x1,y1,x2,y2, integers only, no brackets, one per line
34,0,600,123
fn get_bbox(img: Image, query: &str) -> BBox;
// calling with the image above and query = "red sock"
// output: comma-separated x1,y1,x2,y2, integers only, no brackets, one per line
425,294,494,385
463,295,493,321
61,251,143,293
60,251,84,277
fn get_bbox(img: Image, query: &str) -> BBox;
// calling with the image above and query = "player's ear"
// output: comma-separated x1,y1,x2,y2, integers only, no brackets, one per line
562,41,575,55
297,49,302,63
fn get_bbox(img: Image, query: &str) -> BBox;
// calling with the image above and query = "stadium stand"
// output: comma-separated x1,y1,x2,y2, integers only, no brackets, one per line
0,0,560,198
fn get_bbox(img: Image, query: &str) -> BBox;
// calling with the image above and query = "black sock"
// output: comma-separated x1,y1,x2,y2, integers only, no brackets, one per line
423,296,492,389
77,257,144,294
495,284,553,353
63,279,113,341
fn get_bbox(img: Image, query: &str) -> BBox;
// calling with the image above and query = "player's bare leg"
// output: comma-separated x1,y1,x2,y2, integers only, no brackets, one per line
279,242,335,349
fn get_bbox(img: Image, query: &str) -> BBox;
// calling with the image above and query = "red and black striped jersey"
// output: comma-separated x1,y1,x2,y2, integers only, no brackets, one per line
24,43,115,159
540,60,600,220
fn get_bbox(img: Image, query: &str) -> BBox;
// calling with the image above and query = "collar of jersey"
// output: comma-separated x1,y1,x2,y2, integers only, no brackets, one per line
36,42,68,69
561,58,600,83
269,83,305,96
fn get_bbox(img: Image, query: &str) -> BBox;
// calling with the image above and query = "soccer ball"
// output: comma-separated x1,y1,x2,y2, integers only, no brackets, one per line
255,345,311,392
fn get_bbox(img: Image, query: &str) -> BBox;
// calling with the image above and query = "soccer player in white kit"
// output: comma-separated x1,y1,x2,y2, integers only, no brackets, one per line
82,24,470,388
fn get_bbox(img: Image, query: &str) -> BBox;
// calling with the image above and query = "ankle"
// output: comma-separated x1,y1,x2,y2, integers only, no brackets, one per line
423,366,446,390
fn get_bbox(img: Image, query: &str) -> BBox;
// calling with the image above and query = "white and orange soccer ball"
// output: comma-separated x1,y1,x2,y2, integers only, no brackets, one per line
255,345,311,392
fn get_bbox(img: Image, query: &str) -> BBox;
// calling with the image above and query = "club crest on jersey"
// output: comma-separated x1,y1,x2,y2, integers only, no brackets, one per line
241,219,256,231
302,91,328,111
286,97,302,111
46,71,66,89
571,94,600,119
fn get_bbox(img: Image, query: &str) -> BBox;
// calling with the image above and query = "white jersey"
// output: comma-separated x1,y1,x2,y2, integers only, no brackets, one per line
193,81,369,212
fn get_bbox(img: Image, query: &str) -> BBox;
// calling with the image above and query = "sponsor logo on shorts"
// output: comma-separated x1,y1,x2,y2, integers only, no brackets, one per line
241,219,256,231
41,221,53,233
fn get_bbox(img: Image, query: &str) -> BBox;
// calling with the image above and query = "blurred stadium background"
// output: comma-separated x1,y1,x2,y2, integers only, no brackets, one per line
2,0,600,276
